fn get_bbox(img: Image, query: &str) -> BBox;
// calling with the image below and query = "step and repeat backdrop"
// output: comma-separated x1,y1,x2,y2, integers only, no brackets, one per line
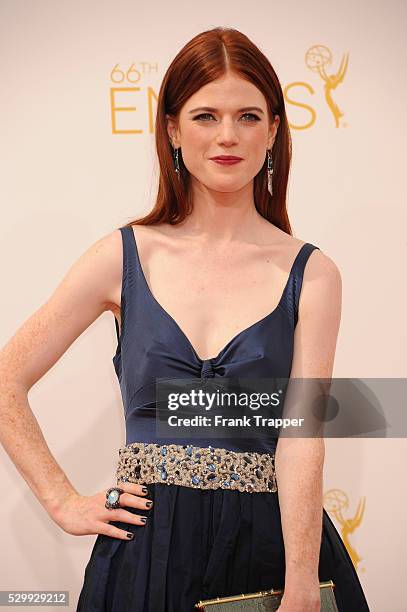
1,0,406,610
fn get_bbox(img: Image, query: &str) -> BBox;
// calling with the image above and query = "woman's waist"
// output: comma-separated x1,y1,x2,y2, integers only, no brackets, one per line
116,440,278,494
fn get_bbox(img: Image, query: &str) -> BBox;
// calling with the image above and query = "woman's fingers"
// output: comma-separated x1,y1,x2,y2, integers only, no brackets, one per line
96,520,139,540
51,481,154,539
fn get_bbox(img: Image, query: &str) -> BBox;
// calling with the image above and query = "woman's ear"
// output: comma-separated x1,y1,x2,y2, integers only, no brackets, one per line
268,115,280,148
166,113,179,148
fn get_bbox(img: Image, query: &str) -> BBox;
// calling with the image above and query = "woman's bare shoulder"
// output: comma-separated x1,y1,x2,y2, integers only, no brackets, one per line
0,227,125,389
271,225,340,276
299,239,342,320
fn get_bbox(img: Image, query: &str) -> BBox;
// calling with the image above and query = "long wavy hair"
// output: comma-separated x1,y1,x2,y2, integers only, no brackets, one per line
121,26,292,234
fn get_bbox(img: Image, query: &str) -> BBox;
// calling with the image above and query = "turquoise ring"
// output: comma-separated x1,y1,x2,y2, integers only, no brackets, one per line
105,486,124,510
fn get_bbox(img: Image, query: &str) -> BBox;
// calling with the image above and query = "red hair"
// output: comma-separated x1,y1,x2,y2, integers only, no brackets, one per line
121,26,292,234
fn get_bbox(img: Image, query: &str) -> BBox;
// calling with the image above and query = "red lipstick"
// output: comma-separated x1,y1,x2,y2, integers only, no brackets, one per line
210,155,243,166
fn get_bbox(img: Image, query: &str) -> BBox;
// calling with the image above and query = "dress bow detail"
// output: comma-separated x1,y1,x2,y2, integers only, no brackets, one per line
200,359,216,378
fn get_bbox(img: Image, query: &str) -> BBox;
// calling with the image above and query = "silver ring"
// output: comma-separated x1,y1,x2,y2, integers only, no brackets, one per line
105,486,124,510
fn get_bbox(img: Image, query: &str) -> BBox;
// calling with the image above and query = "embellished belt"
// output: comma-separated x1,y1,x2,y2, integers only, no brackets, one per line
115,442,278,494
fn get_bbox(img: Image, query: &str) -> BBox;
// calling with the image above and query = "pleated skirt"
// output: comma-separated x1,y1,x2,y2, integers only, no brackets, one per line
76,482,370,612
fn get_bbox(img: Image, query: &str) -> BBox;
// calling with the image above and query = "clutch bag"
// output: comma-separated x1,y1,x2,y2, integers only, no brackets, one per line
195,579,338,611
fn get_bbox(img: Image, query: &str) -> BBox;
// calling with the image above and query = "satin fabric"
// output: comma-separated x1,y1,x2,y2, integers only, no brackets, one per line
76,226,370,611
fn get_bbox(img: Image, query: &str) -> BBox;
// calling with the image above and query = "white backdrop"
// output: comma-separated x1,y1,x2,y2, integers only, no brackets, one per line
1,0,406,610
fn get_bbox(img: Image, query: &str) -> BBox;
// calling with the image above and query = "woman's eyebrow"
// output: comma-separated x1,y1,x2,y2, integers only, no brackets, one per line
188,106,264,114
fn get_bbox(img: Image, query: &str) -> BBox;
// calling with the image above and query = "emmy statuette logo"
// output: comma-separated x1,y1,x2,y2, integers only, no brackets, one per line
324,488,366,572
305,45,349,128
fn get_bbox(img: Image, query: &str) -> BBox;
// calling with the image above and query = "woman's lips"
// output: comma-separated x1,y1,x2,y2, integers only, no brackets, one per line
210,159,242,166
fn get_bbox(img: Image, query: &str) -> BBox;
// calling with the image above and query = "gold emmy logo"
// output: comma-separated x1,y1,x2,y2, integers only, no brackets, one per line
324,488,365,571
305,46,349,128
109,50,349,133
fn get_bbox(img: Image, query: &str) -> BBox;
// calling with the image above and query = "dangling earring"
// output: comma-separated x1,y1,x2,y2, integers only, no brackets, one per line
172,145,181,180
267,149,274,196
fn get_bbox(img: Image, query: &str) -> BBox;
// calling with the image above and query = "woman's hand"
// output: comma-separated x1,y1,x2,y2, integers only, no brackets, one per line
49,483,153,540
277,576,321,611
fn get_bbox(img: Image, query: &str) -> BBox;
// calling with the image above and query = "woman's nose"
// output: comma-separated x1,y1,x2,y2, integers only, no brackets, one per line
215,121,239,144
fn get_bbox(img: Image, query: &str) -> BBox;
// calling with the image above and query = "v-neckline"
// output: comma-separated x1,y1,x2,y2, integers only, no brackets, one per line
130,226,307,362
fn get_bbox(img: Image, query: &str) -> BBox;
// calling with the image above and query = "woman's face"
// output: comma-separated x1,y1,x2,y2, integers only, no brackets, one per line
166,72,279,194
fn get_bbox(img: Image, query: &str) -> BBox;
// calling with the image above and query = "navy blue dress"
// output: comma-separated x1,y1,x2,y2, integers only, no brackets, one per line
76,225,370,611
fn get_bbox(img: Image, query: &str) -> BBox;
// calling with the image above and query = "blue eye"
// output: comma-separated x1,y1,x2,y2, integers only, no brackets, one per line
193,113,260,122
242,113,261,121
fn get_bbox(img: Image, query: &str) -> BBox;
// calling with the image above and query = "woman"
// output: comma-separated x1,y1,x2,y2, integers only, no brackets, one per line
0,27,370,612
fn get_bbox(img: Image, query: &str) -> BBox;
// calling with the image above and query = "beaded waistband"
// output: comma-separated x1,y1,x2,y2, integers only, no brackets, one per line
115,442,278,494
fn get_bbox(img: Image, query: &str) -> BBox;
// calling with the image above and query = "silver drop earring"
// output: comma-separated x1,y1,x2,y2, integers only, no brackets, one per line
267,149,274,196
172,145,181,180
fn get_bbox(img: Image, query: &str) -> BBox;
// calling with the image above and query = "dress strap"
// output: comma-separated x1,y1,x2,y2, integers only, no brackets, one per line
291,243,320,327
114,225,139,344
114,316,120,343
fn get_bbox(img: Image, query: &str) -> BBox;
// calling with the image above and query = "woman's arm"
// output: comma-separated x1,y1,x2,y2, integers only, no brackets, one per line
0,229,123,519
275,250,342,610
